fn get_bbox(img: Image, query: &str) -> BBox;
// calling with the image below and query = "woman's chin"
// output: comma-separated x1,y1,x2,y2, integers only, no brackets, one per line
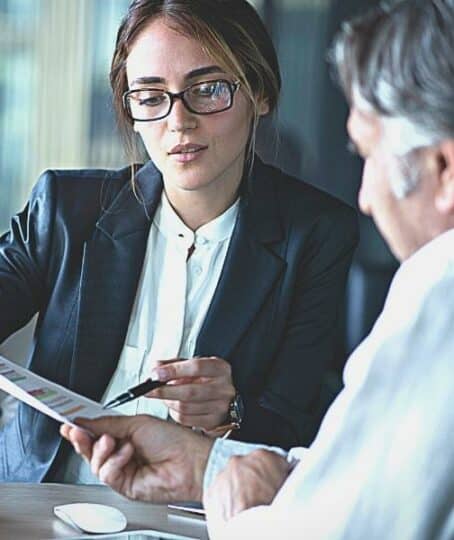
163,174,214,194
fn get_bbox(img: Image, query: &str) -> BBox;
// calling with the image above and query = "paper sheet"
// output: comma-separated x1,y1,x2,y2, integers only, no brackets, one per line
0,355,121,427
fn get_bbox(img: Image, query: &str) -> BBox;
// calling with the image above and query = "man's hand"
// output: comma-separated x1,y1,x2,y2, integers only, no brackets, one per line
60,415,213,503
148,356,235,431
204,449,291,522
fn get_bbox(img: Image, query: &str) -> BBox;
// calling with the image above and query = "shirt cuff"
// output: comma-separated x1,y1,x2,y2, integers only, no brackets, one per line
203,438,290,494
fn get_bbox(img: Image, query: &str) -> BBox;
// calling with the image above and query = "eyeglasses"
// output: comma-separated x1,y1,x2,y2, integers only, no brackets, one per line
123,79,240,122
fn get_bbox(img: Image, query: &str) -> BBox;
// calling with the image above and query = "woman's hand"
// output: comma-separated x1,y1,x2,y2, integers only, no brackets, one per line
147,356,236,431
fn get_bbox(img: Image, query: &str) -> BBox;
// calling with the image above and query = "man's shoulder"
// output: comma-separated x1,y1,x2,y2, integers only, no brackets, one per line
378,231,454,339
393,229,454,296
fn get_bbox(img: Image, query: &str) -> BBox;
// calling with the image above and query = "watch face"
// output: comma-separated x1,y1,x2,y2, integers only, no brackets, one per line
230,393,244,423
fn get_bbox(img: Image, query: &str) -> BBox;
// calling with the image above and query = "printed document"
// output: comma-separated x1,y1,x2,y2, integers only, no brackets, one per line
0,355,121,427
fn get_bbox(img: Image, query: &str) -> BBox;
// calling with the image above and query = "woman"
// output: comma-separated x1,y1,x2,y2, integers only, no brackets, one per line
0,0,357,483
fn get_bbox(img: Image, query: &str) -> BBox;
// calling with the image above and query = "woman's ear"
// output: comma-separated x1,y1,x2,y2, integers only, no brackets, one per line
434,140,454,214
257,97,270,116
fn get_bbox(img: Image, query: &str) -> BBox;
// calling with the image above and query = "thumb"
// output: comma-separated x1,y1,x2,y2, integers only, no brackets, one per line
74,415,137,439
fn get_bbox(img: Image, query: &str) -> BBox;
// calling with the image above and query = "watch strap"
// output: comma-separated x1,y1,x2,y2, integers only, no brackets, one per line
201,392,244,439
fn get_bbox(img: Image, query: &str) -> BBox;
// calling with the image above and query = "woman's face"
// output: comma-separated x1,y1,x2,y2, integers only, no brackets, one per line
126,18,256,200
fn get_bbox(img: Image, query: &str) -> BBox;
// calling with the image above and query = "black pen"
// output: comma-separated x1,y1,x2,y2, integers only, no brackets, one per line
102,378,167,409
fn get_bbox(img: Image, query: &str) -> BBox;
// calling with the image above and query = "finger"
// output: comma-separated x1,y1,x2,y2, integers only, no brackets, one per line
168,411,211,429
63,426,96,461
168,409,225,430
60,424,72,441
152,381,232,402
165,399,228,416
98,441,135,486
204,474,232,523
90,434,117,476
249,449,292,476
152,357,231,382
154,358,185,367
145,377,194,398
74,415,147,440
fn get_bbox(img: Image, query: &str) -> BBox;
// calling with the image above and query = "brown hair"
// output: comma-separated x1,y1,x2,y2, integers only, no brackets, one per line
110,0,281,163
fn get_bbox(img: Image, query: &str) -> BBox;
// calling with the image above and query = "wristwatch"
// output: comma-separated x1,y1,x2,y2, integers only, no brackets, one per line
205,392,244,438
227,391,244,427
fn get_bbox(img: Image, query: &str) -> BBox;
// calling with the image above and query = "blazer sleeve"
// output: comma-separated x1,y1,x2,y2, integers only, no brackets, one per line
233,203,359,449
0,172,57,343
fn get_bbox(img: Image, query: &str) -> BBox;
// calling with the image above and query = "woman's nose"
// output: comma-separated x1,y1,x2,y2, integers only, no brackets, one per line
167,98,197,132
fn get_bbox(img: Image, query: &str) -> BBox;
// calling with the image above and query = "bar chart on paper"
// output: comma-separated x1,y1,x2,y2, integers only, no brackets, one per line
0,355,122,426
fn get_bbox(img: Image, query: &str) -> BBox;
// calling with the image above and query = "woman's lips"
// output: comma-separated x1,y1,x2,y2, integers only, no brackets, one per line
168,143,208,163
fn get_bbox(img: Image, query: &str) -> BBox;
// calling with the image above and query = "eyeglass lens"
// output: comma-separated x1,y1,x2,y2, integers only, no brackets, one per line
126,80,234,121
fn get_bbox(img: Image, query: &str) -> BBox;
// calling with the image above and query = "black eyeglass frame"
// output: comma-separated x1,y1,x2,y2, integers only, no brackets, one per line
123,79,241,122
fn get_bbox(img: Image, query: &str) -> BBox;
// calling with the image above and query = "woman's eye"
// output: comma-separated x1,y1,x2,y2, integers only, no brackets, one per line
138,93,166,107
193,83,219,97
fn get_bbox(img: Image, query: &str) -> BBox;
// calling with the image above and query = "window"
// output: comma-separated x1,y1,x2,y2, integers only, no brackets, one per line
0,0,129,232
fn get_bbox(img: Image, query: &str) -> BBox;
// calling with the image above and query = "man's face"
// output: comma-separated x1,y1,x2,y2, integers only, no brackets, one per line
347,105,438,261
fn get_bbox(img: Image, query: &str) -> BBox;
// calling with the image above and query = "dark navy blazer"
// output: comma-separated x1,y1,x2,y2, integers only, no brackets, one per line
0,157,358,482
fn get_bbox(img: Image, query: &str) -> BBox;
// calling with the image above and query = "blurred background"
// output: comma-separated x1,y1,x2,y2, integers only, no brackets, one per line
0,0,398,415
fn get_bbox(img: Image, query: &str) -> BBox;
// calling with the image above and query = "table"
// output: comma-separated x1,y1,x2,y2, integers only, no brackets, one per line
0,483,208,540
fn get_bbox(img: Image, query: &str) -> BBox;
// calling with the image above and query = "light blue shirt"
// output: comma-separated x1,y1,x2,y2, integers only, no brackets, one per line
205,229,454,540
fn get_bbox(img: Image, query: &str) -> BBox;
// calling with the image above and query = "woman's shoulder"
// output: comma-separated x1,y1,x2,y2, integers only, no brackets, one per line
34,165,132,192
29,164,134,210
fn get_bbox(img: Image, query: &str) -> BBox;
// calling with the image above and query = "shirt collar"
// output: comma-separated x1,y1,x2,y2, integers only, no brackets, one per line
399,227,454,276
154,192,240,247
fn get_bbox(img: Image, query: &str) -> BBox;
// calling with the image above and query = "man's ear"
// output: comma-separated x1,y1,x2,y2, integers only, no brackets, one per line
435,140,454,214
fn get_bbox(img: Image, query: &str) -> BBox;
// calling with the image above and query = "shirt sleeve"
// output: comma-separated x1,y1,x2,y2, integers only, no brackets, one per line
207,505,298,540
0,171,57,342
203,438,295,494
209,254,454,540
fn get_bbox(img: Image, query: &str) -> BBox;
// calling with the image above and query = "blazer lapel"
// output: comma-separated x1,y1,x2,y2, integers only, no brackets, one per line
71,162,163,400
195,159,286,364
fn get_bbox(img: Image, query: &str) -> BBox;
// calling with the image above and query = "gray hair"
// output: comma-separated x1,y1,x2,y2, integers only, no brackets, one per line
332,0,454,196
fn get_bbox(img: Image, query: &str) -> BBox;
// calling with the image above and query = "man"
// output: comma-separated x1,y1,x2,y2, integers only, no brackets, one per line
62,1,454,538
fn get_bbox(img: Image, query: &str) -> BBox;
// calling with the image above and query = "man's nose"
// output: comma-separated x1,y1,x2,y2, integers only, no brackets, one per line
167,98,197,132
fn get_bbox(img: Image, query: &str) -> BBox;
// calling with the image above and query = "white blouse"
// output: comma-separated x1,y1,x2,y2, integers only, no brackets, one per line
102,192,240,418
60,192,239,483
